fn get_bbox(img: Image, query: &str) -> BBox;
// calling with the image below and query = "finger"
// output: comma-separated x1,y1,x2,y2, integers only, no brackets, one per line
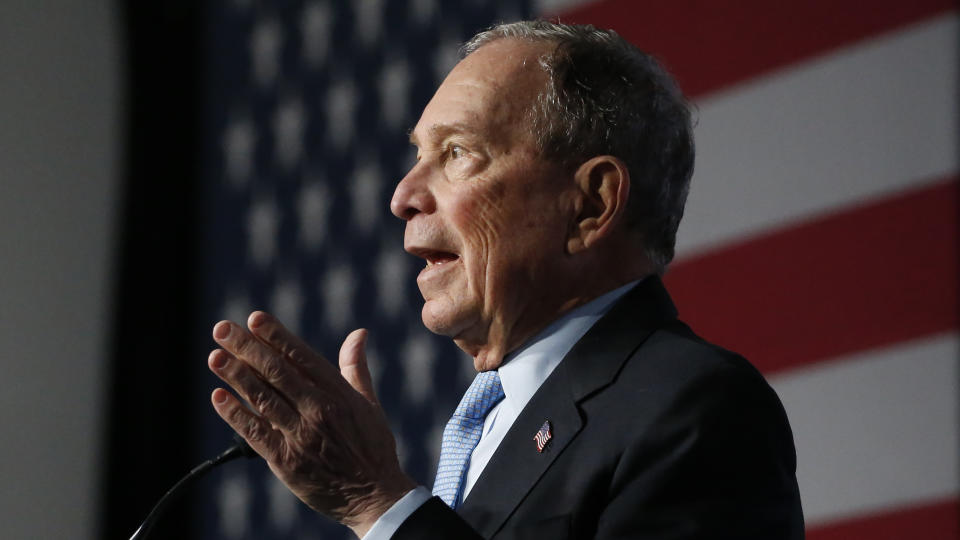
208,349,301,433
211,387,284,460
338,329,379,405
246,311,340,384
213,319,313,402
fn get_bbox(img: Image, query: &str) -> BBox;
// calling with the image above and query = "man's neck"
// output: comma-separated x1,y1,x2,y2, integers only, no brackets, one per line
462,273,651,371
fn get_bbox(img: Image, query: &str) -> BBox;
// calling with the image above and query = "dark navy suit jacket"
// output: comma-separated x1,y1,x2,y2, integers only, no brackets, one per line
395,276,804,539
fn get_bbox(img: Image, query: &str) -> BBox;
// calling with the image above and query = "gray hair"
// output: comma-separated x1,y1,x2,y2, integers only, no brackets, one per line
462,21,695,274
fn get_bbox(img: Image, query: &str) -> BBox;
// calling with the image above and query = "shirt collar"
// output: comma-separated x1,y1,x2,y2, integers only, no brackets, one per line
497,279,642,412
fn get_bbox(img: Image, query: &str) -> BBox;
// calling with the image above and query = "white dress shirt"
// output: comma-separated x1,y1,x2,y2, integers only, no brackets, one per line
362,280,640,540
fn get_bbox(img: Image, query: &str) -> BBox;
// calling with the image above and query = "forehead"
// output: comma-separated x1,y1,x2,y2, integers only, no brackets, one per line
411,39,551,147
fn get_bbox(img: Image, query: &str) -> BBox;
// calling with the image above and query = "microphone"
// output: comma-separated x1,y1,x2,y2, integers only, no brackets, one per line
128,434,258,540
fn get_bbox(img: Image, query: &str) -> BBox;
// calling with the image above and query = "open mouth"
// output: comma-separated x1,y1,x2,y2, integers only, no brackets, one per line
423,250,459,267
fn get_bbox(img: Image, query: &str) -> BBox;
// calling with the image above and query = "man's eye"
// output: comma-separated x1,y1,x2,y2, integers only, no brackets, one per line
447,144,464,160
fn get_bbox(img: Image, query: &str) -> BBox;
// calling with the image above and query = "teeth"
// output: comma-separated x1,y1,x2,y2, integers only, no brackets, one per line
422,252,457,268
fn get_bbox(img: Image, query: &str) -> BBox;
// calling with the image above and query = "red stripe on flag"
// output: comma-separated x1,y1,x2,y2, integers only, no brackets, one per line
664,176,958,375
549,0,956,97
807,498,959,540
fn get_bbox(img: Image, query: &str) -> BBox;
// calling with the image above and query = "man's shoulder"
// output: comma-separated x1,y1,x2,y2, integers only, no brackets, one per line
590,317,786,433
564,276,788,438
627,318,761,386
575,316,797,468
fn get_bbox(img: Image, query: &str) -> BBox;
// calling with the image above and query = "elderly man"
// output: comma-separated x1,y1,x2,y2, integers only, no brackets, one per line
207,20,804,539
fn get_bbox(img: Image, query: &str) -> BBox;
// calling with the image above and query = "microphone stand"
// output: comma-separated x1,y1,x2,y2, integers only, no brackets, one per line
128,434,257,540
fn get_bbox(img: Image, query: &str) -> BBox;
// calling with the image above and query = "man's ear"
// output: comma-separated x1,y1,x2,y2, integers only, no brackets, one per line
567,155,630,254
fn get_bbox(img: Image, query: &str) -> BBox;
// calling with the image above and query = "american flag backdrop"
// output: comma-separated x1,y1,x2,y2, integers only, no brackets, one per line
194,1,958,539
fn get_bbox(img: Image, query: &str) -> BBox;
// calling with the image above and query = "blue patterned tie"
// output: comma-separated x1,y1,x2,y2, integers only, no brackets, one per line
432,370,505,508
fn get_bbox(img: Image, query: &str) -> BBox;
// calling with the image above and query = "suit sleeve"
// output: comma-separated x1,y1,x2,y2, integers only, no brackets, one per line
391,496,483,540
595,360,805,539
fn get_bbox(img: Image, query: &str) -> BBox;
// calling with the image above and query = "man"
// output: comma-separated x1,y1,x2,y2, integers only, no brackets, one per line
207,20,804,539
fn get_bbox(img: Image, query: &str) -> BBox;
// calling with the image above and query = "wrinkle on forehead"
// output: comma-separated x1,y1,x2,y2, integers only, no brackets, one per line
461,38,550,74
411,39,552,150
408,121,484,148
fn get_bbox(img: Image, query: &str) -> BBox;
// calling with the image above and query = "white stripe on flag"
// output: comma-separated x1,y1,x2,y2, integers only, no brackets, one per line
678,13,958,257
768,332,960,525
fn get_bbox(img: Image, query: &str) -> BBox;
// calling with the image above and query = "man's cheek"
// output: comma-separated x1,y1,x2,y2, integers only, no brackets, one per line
454,197,508,245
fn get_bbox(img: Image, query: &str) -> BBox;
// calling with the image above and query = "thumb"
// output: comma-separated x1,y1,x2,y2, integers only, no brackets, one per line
339,328,379,405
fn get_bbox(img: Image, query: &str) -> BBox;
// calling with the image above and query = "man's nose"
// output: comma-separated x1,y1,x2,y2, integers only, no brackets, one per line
390,163,435,220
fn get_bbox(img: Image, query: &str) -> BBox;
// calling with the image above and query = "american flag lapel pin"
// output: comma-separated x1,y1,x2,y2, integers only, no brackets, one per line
534,420,553,452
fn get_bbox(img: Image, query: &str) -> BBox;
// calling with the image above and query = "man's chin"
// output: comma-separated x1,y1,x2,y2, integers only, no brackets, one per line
420,301,485,347
419,301,462,337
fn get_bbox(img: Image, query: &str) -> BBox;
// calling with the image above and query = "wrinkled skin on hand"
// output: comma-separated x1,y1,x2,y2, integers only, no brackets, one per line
208,311,416,536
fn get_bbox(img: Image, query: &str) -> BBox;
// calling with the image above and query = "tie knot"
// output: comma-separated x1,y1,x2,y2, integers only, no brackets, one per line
454,370,505,420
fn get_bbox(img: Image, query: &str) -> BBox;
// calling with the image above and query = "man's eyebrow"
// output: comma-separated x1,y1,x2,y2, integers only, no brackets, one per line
408,122,477,146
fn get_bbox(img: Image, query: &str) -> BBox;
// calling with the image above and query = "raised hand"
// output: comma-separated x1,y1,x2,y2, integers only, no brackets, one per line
208,311,416,537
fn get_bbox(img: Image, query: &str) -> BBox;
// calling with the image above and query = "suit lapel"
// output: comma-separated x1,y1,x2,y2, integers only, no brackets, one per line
457,361,582,538
457,277,678,537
